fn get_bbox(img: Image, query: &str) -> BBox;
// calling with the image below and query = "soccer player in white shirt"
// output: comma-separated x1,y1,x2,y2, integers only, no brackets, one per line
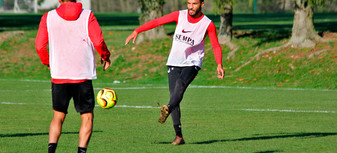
125,0,224,145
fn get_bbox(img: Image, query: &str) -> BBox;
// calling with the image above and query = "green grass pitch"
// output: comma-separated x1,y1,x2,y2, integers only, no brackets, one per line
0,79,337,153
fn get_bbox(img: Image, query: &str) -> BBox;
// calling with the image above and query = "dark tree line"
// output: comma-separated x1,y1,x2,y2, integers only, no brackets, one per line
136,0,167,43
135,0,329,47
90,0,337,13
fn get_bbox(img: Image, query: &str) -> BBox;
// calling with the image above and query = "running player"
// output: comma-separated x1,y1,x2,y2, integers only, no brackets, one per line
125,0,224,145
35,0,111,152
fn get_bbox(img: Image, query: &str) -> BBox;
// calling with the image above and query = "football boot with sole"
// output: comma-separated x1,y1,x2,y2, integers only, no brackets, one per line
158,105,169,124
171,136,185,145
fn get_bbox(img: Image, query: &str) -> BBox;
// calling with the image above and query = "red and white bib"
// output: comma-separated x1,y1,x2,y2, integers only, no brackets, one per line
166,9,211,68
47,9,96,80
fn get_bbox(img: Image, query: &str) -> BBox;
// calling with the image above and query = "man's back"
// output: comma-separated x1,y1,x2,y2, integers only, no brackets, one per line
47,9,96,80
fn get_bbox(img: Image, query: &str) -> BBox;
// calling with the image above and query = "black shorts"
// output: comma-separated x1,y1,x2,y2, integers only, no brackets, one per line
51,80,95,114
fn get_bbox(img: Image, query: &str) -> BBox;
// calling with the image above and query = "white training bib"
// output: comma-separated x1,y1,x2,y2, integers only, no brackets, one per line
166,9,211,68
47,9,97,80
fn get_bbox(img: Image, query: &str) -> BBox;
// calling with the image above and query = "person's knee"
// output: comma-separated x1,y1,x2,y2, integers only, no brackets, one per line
80,112,94,123
53,110,66,123
175,78,187,90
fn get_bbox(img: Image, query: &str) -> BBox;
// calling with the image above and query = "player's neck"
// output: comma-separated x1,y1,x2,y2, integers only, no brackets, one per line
188,12,204,23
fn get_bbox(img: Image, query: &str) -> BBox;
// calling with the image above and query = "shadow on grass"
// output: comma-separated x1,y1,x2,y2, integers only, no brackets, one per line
0,131,102,138
191,132,337,144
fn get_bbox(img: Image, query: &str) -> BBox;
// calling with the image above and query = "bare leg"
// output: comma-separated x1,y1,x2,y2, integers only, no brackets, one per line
49,110,66,143
78,112,93,148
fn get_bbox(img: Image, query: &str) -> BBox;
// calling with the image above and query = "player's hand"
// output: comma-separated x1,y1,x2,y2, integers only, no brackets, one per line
217,64,225,79
102,58,111,71
125,31,138,45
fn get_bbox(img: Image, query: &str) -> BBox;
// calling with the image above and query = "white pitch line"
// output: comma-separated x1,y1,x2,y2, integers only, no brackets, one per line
0,89,51,92
95,85,337,92
1,102,336,113
94,87,167,90
95,104,159,109
2,78,335,92
116,105,160,109
189,85,336,92
0,102,160,109
0,79,50,83
241,109,337,114
1,102,160,109
1,102,26,105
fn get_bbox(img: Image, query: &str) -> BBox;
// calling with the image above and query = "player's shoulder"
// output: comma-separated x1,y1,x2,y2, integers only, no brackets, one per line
41,11,49,21
202,14,212,22
42,12,49,17
206,21,216,32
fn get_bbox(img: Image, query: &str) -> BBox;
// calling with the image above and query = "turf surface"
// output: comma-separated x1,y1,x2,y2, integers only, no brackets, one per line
0,79,336,152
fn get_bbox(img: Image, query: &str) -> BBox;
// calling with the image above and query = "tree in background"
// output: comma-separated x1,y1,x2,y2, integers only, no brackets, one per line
38,0,44,5
213,0,233,44
89,0,337,13
212,0,241,60
136,0,166,43
315,0,337,12
288,0,325,48
235,0,330,71
163,0,184,12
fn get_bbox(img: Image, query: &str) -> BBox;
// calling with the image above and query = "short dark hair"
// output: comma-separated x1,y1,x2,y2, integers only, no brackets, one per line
200,0,204,2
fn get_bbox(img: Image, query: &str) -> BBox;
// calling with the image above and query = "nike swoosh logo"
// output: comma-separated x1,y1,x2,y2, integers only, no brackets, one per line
182,29,192,33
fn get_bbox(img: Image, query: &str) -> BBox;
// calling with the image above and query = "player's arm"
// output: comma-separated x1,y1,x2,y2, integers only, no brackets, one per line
88,12,111,71
35,13,50,67
125,11,179,45
207,22,225,79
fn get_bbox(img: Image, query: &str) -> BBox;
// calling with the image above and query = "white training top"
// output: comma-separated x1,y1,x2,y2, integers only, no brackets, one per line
47,9,97,80
166,9,211,68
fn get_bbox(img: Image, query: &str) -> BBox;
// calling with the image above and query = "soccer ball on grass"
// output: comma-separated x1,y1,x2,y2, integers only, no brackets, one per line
96,88,118,109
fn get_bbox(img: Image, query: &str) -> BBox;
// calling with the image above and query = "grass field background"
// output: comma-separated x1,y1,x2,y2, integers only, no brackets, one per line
1,79,337,152
1,13,336,88
0,12,337,152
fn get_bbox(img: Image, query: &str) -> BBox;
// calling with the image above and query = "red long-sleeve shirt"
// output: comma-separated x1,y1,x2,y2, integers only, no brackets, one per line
35,2,110,84
135,11,222,65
